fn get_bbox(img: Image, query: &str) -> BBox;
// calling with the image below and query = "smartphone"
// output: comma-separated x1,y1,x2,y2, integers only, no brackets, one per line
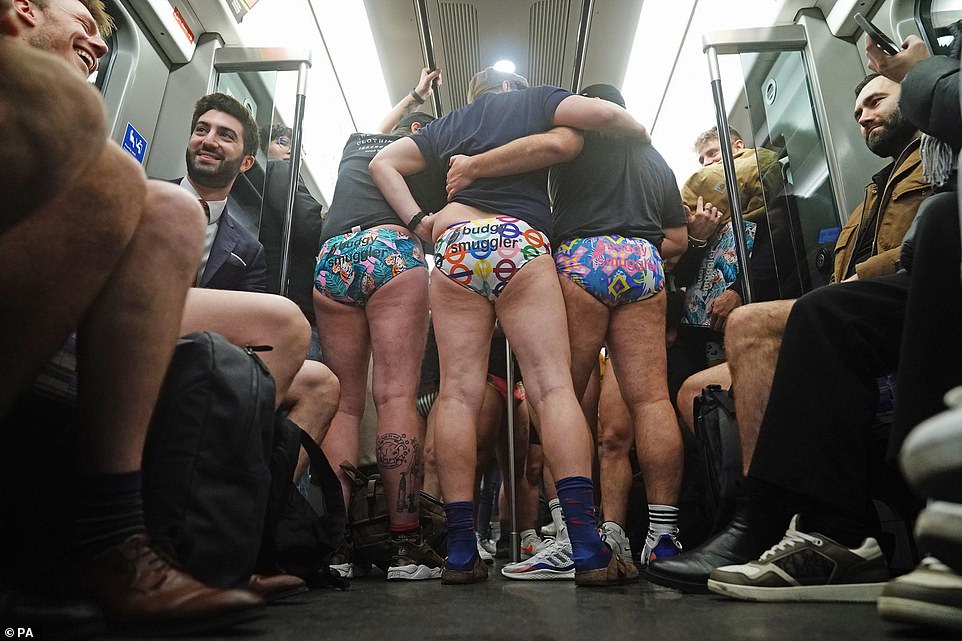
854,12,900,55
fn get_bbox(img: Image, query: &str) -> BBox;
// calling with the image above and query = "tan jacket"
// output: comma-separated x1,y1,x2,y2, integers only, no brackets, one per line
832,138,930,282
681,147,784,224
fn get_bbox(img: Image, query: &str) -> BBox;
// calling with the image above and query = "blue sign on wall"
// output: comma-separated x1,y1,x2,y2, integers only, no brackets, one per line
122,122,148,164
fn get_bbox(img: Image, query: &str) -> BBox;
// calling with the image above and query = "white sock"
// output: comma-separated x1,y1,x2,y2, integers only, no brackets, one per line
549,498,569,543
647,504,679,537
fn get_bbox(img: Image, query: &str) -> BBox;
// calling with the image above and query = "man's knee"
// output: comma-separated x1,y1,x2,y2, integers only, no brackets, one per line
299,361,340,403
139,180,205,272
726,299,794,355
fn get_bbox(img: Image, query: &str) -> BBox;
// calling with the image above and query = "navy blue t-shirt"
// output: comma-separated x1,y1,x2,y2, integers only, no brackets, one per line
411,85,572,234
321,132,445,245
550,133,686,247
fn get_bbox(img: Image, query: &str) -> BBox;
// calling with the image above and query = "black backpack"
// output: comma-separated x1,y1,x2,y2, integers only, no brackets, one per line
258,415,348,589
143,332,276,588
692,385,742,532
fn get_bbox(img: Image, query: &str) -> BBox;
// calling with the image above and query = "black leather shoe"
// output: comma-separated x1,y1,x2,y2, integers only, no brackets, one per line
645,501,784,594
0,586,104,641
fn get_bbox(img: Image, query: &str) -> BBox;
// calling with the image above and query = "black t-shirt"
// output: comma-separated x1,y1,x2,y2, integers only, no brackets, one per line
550,135,686,247
320,133,444,245
411,85,572,234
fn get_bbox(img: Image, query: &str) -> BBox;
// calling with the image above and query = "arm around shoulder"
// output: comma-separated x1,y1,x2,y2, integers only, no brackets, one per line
552,95,650,142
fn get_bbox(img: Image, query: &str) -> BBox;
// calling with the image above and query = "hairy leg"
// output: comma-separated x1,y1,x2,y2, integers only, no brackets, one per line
607,292,681,506
724,299,795,473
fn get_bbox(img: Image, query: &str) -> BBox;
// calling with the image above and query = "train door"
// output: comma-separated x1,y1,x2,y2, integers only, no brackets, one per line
703,11,886,299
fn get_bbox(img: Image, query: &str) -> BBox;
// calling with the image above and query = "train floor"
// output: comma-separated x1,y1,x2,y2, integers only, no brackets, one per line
105,562,954,641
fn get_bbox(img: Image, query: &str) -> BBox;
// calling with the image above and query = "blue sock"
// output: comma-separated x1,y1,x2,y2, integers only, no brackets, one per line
555,476,609,571
444,501,476,571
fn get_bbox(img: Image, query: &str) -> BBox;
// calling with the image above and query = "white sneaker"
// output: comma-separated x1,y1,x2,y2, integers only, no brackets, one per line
599,521,633,563
501,539,575,580
476,533,494,565
641,528,683,566
540,521,558,538
520,531,543,560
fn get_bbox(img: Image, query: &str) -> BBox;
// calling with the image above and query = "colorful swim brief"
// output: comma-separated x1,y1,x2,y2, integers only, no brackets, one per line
314,228,426,307
554,235,664,307
434,216,550,301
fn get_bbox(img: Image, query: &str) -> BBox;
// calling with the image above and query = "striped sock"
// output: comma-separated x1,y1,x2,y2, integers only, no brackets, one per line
555,476,608,571
444,501,476,571
648,504,679,537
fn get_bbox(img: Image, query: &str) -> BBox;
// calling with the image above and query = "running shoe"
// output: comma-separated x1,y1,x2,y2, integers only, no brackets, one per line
501,539,575,580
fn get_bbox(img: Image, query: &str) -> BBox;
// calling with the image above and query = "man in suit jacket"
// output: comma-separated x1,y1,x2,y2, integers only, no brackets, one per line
177,93,267,292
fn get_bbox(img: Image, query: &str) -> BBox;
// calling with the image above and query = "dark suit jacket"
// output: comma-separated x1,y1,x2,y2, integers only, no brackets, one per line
201,206,267,293
167,178,267,293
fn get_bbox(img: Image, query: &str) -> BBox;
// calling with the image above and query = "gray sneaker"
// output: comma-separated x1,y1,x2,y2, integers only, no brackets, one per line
707,515,889,602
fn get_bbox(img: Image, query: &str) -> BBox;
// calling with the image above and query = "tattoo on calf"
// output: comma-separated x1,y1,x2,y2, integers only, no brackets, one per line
377,433,422,514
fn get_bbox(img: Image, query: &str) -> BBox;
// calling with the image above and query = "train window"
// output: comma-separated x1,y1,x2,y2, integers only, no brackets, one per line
90,31,116,93
917,0,962,53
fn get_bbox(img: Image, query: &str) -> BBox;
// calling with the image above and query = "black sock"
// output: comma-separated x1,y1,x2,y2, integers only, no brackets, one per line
74,471,145,560
797,511,871,548
740,476,804,542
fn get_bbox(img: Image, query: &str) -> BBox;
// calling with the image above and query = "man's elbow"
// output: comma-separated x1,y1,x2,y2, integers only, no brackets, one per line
553,128,584,161
368,155,391,187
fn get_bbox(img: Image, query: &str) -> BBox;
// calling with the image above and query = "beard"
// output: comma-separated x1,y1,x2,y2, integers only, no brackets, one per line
866,107,917,158
185,147,245,188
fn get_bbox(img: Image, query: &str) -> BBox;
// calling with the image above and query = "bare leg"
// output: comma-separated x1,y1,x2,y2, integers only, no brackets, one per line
477,384,505,503
314,289,371,506
598,364,633,526
724,299,795,473
430,274,495,504
181,288,310,404
0,141,141,416
496,257,592,484
607,292,681,507
367,268,431,530
422,402,441,498
676,364,732,434
285,360,340,481
77,181,204,474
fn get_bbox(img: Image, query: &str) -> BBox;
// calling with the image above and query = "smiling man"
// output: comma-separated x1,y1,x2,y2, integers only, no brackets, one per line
177,93,267,292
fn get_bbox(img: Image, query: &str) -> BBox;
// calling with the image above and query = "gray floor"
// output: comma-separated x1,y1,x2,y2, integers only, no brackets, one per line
107,565,955,641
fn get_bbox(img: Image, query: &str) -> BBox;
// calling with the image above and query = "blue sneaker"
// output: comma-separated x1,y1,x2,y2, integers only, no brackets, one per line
642,530,682,566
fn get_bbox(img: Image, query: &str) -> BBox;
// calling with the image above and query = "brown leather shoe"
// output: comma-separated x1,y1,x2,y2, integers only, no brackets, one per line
440,555,489,585
79,534,264,635
247,573,308,602
574,549,639,586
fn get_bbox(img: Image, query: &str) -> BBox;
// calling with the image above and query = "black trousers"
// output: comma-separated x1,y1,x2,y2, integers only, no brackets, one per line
748,193,960,524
